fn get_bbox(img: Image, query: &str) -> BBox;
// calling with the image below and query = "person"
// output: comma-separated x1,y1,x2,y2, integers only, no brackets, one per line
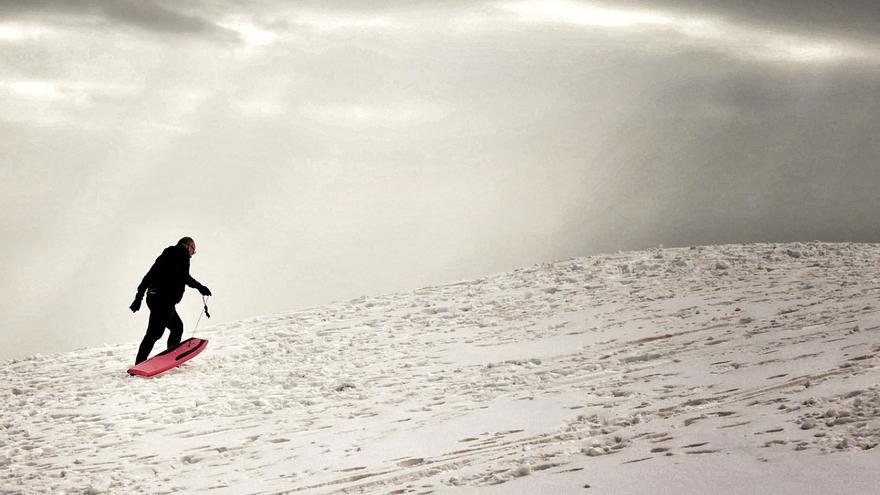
129,237,212,364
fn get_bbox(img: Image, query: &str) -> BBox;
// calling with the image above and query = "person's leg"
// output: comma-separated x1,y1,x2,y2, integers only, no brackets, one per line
166,307,183,349
135,297,170,364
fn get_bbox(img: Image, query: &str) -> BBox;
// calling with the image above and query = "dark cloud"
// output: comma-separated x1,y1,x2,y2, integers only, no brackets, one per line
101,1,223,35
0,0,235,39
226,0,473,13
609,0,880,44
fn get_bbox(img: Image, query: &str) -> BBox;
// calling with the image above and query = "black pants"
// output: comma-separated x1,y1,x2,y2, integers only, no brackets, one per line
135,294,183,364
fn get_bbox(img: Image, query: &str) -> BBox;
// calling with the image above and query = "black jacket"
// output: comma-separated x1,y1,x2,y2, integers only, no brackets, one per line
136,244,205,304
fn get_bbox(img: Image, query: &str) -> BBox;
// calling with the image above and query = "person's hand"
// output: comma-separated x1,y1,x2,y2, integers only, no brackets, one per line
129,297,142,313
199,286,212,297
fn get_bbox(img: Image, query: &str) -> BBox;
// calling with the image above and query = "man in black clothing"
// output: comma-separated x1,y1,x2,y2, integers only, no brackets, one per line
130,237,212,364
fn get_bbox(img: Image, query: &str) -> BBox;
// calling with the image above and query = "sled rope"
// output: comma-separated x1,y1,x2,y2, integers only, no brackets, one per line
190,295,210,339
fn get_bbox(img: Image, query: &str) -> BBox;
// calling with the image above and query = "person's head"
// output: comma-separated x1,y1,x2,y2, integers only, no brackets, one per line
178,237,196,256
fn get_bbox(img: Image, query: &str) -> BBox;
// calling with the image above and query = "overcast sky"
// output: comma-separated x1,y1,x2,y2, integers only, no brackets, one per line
2,0,879,360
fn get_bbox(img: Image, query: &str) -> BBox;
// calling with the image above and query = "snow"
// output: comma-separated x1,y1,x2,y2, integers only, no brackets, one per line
2,242,880,494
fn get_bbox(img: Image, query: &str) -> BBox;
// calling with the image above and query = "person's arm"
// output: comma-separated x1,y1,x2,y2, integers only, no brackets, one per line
130,254,162,312
187,275,212,296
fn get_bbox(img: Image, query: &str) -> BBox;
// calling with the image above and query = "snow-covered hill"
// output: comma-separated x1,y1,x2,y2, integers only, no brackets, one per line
3,243,880,494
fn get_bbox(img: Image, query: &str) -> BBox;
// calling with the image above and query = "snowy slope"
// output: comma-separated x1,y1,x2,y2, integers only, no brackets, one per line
3,242,880,494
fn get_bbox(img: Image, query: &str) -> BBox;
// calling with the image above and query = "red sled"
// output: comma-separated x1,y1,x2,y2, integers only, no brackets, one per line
128,338,208,377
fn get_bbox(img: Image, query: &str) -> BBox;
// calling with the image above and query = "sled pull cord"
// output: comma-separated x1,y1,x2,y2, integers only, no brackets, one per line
190,295,210,339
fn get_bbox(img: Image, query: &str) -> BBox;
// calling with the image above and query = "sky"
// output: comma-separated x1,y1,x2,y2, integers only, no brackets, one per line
1,0,879,360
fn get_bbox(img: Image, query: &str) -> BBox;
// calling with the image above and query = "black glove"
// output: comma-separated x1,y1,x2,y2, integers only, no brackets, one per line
129,296,142,313
198,285,212,297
